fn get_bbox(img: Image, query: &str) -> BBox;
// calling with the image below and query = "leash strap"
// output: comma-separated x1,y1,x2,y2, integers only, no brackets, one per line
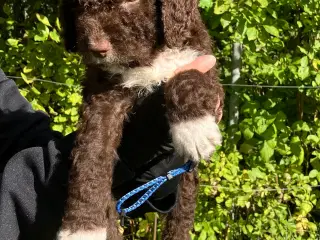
116,160,193,226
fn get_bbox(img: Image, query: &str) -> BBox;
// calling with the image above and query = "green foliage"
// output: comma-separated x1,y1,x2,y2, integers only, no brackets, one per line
1,0,320,239
0,1,84,135
196,0,320,239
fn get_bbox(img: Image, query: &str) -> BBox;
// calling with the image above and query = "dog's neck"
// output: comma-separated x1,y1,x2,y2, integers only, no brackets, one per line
102,48,202,94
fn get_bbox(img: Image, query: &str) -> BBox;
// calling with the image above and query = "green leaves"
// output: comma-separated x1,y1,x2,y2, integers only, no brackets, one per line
260,141,274,161
299,201,313,216
36,13,51,27
290,136,305,165
292,121,310,132
309,170,318,178
21,72,33,84
1,8,84,136
246,27,258,41
196,0,320,238
213,0,231,15
68,93,82,106
220,13,231,28
2,4,12,16
263,25,280,37
243,128,254,140
6,38,19,47
199,0,213,9
49,29,60,43
256,0,269,8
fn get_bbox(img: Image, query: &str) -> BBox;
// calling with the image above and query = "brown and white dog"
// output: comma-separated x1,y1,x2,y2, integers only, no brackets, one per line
58,0,224,239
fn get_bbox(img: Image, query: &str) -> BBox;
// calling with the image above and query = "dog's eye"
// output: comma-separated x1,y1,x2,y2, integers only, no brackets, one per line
120,0,140,11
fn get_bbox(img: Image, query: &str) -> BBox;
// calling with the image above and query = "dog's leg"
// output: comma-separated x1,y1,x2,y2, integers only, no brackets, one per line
162,171,199,240
164,69,223,164
58,88,134,240
162,69,222,239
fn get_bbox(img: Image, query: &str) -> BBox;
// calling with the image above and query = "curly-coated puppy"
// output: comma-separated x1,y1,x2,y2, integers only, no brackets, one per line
58,0,224,239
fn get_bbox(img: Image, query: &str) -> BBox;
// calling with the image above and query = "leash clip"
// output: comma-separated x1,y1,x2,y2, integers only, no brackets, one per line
166,173,173,180
187,160,196,172
120,210,126,227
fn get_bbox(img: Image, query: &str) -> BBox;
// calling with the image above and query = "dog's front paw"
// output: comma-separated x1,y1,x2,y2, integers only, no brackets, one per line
57,228,107,240
170,115,222,163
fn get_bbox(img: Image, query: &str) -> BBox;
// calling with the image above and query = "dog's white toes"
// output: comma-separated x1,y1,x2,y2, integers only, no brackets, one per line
170,115,222,163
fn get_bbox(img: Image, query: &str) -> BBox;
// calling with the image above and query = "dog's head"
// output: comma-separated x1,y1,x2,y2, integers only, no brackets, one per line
60,0,207,68
60,0,161,67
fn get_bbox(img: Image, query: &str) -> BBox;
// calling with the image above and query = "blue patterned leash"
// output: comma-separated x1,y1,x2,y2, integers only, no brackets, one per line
116,160,194,226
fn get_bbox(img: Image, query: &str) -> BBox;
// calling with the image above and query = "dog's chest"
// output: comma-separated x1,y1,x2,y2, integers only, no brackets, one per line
106,48,202,93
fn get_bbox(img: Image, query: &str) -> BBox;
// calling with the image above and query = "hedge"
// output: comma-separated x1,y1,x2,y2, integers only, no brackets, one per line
1,0,320,239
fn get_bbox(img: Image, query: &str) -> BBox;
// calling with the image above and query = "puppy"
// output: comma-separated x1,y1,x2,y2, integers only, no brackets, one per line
58,0,224,239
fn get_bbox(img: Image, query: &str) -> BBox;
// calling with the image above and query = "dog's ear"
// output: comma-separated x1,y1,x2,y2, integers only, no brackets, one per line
161,0,201,48
59,0,78,52
160,0,212,51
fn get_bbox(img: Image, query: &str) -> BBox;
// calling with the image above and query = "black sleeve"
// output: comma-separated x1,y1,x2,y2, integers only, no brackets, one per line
0,69,72,240
0,139,72,240
0,69,59,171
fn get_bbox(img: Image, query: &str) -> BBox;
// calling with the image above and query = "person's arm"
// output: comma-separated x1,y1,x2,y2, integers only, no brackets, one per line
0,69,73,239
0,69,57,171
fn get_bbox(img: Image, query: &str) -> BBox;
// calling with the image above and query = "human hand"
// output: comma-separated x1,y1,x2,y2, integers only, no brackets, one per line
174,55,217,75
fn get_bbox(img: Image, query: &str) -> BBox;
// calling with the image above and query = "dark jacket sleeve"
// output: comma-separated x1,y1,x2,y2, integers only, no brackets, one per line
0,69,72,240
0,69,58,171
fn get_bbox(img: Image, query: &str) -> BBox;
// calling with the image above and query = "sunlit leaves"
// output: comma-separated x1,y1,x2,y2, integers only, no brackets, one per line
256,0,269,8
6,38,19,47
1,7,84,136
197,0,320,239
246,27,258,41
263,25,280,37
36,13,51,27
199,0,213,9
214,0,231,15
49,29,60,42
260,140,274,161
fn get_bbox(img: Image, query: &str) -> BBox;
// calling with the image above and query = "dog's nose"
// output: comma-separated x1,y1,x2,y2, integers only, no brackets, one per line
88,40,111,57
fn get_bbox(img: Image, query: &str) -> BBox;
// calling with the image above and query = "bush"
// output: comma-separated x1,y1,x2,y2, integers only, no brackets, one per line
197,0,320,239
0,1,84,135
1,0,320,239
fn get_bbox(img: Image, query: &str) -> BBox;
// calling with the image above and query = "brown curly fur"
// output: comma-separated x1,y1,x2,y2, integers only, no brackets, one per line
59,0,224,239
162,171,199,240
62,67,135,239
165,70,222,123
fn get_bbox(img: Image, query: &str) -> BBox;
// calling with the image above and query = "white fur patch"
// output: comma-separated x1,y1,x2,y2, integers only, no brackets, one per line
170,115,222,163
57,229,107,240
103,48,201,93
121,48,201,92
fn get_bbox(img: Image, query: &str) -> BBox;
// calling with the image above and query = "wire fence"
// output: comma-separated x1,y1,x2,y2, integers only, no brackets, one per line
199,184,320,192
8,75,78,87
7,75,320,90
